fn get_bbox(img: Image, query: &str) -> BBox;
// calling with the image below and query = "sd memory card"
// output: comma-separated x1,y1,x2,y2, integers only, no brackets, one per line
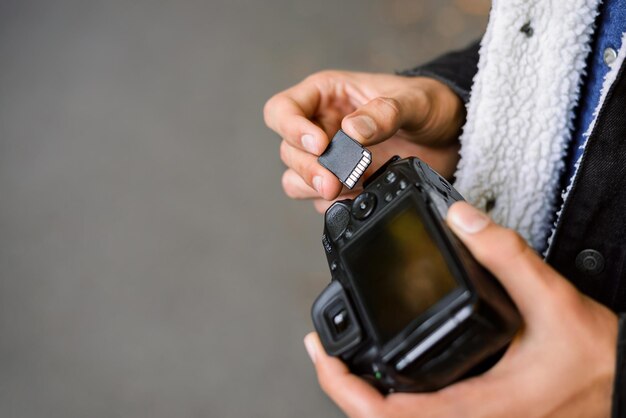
318,130,372,189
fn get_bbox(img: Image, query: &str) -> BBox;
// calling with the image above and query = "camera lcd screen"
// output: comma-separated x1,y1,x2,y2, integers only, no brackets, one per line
343,198,460,345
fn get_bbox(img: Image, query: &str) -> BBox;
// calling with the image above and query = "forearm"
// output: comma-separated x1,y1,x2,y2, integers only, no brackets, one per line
614,314,626,417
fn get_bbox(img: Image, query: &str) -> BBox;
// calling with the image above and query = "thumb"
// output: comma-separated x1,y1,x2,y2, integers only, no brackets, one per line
446,202,565,322
304,333,384,417
341,93,428,146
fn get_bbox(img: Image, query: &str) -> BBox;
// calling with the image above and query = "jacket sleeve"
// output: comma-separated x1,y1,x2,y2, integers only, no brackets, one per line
398,40,481,104
614,314,626,417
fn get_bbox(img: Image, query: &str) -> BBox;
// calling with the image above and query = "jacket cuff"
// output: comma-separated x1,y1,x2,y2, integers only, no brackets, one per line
613,314,626,417
397,40,481,104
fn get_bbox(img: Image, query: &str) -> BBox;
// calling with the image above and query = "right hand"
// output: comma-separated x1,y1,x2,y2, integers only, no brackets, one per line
263,70,465,213
303,202,618,418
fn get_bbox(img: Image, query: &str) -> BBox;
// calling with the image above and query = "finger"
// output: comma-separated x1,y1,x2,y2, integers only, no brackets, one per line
314,106,344,140
313,194,357,213
304,333,384,418
432,347,572,418
264,82,331,155
282,169,362,202
368,136,461,180
385,375,496,418
313,199,333,213
264,78,320,129
341,92,427,147
312,190,362,213
446,202,567,321
282,169,318,199
285,116,330,155
280,141,342,200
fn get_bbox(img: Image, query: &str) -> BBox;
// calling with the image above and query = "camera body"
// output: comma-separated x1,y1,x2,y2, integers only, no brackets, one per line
312,156,521,393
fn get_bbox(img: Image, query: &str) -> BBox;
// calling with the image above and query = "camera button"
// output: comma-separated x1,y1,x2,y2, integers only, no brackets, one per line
575,249,605,275
332,309,350,334
352,192,377,220
399,179,408,190
384,192,393,202
385,171,397,184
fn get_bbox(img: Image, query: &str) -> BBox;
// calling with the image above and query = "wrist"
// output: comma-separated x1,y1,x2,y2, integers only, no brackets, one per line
576,305,619,418
611,314,626,418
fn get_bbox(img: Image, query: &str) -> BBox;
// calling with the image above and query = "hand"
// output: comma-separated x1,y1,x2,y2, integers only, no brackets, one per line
304,202,618,418
264,71,464,212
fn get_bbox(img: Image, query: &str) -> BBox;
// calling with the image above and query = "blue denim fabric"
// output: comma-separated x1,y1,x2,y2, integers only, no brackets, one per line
565,0,626,183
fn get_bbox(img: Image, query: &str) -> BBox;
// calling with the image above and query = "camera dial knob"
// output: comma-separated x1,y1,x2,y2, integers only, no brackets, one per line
352,192,377,220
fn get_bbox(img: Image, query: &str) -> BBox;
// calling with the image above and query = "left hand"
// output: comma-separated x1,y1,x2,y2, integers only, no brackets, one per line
263,71,464,213
304,202,618,418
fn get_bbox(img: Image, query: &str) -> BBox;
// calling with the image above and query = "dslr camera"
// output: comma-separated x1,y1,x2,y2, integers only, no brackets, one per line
312,156,521,393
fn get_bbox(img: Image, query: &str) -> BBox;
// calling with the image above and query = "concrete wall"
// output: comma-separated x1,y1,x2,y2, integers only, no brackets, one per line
0,1,487,416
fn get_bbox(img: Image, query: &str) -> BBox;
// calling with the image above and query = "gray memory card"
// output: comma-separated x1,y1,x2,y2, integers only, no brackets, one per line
318,130,372,189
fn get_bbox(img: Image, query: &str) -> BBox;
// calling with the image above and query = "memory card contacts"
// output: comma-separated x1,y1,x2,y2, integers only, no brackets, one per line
318,130,372,189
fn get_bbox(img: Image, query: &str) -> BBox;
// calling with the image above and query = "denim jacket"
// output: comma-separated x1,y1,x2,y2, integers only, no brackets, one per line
402,39,626,417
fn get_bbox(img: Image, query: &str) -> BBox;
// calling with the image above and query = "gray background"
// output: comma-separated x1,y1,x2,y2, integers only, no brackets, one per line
0,1,487,417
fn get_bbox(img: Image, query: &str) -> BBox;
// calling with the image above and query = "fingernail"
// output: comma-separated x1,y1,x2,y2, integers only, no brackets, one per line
347,115,376,139
449,202,490,234
304,334,317,364
301,134,318,154
312,176,323,195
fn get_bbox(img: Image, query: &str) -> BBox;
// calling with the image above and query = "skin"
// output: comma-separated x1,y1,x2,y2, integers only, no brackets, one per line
264,71,619,416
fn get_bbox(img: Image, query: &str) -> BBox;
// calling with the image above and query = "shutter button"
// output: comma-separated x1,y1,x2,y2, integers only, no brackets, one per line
575,249,605,275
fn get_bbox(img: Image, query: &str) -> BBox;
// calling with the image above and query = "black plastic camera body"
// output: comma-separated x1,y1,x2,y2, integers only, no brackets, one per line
312,156,521,393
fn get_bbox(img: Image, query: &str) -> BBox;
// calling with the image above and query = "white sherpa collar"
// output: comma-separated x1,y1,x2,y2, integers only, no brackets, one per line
454,0,602,251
